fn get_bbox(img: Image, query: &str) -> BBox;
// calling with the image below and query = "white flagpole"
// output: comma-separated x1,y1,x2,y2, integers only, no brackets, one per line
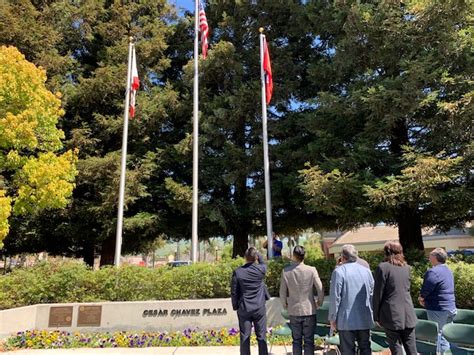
259,29,273,259
114,38,134,267
191,0,199,263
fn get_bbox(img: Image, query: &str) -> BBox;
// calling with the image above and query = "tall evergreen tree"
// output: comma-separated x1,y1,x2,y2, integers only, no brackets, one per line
163,1,316,257
298,0,473,253
1,0,471,261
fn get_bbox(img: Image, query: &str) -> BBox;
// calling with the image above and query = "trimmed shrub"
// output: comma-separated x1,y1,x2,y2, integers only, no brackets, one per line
358,251,384,270
0,258,472,310
448,261,473,309
311,258,337,294
264,257,335,296
265,257,287,296
448,254,474,264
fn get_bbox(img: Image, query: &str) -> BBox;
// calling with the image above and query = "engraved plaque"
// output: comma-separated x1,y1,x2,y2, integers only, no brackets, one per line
77,305,102,327
48,306,73,327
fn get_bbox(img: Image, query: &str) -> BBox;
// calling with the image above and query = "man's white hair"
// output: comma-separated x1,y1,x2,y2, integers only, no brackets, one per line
341,244,358,262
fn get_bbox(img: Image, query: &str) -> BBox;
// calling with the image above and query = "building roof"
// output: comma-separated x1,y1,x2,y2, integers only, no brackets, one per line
328,224,473,254
330,225,398,247
321,230,344,241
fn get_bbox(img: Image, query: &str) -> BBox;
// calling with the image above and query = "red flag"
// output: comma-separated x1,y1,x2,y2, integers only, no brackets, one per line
129,46,139,118
263,37,273,104
199,1,209,59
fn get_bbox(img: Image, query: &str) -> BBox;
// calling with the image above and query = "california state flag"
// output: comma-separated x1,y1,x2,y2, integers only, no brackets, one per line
129,46,139,118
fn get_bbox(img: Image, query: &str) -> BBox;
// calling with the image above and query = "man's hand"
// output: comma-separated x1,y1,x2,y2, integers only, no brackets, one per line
330,320,337,331
314,299,320,310
418,296,425,307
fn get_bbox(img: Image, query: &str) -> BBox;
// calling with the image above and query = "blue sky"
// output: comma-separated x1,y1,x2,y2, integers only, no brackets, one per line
171,0,194,12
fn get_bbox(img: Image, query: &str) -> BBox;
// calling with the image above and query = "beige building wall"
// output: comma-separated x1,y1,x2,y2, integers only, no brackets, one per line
328,225,473,255
423,236,474,251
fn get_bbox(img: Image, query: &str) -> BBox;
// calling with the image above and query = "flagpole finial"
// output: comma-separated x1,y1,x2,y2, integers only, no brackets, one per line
259,27,264,33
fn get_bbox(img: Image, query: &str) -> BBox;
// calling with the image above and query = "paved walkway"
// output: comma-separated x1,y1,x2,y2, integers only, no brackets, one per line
2,346,292,354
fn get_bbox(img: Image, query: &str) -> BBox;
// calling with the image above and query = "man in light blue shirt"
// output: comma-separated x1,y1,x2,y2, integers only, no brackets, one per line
329,244,374,355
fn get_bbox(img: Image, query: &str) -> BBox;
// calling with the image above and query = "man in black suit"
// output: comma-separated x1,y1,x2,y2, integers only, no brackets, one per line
231,247,269,355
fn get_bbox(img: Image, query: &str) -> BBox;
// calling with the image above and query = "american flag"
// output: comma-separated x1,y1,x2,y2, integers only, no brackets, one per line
199,1,209,58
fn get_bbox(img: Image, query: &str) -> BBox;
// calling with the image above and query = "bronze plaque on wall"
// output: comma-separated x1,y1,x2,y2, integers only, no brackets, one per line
77,305,102,327
48,306,73,327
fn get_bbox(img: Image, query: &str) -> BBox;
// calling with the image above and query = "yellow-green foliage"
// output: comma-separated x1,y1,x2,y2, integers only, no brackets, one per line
0,46,64,151
0,191,12,242
14,150,78,215
0,46,77,247
365,151,463,208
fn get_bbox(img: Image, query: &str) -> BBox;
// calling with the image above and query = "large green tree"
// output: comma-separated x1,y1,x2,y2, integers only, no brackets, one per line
1,0,471,261
0,0,182,265
163,1,320,257
298,0,473,252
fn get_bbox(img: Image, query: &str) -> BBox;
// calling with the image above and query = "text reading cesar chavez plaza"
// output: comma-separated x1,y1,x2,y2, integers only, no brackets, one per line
143,308,228,319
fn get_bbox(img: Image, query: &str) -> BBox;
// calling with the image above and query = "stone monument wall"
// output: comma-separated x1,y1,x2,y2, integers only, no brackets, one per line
0,298,286,338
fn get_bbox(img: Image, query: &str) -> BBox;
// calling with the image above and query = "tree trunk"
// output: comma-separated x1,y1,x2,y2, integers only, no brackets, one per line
232,229,248,258
99,235,116,266
397,205,424,253
231,113,250,258
389,117,425,254
231,173,249,257
82,240,95,267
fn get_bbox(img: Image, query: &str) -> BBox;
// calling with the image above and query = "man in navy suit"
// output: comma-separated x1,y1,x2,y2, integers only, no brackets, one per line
231,247,269,355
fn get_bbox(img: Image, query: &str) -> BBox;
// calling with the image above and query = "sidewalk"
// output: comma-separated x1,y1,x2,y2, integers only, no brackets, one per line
2,346,292,354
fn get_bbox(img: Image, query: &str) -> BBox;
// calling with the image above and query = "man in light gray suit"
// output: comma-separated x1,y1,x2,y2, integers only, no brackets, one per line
280,246,324,355
329,244,374,355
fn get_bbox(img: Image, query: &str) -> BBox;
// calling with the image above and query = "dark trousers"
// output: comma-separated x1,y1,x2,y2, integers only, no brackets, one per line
338,329,371,355
289,314,316,355
237,307,268,355
384,327,417,355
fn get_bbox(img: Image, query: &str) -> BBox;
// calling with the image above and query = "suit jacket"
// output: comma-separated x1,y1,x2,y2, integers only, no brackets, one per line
373,262,417,331
231,254,268,312
279,262,324,316
329,261,374,330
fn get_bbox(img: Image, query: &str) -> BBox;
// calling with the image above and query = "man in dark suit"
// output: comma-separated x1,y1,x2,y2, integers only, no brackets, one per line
231,247,269,355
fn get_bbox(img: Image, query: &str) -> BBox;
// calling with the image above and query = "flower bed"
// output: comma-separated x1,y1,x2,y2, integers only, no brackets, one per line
3,328,292,350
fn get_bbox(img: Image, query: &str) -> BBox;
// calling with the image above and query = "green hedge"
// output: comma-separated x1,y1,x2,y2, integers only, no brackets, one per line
0,259,243,309
0,258,472,310
357,251,474,309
